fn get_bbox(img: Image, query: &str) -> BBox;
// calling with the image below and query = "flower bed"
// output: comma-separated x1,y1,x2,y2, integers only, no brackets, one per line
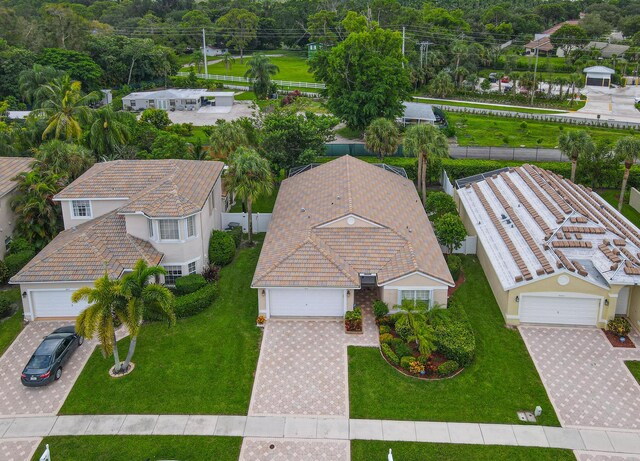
602,329,636,348
604,317,636,348
345,306,363,333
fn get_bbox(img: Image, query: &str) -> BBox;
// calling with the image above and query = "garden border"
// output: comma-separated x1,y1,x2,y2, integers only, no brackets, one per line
377,346,465,382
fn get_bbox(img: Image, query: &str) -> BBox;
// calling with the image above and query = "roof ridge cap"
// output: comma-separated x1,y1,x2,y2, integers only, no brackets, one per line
307,236,359,284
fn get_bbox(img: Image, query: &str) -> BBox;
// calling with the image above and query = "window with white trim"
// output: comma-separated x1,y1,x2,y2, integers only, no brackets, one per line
399,290,431,307
163,265,182,285
158,219,180,240
148,219,155,238
186,215,196,238
71,200,92,218
188,261,196,274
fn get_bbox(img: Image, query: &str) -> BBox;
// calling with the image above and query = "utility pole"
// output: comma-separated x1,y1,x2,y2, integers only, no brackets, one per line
418,41,432,69
402,26,405,69
202,28,209,80
531,46,539,105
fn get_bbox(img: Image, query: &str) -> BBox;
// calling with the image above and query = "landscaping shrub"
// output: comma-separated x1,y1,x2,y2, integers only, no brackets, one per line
373,300,389,318
0,297,11,319
438,360,459,376
393,341,413,358
0,260,8,284
434,320,475,367
381,343,399,365
173,282,218,319
607,317,631,336
378,325,391,335
379,333,394,344
394,320,412,341
228,227,242,248
400,355,415,370
208,230,236,266
345,306,363,331
447,255,462,281
4,250,35,279
377,315,395,327
6,237,34,255
409,360,425,374
201,264,221,282
174,274,207,295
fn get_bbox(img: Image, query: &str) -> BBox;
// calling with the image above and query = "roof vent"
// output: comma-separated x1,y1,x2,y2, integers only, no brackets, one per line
337,195,341,200
301,208,305,213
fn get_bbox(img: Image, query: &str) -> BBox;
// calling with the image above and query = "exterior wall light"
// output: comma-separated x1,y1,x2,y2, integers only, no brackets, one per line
604,299,609,306
515,296,519,303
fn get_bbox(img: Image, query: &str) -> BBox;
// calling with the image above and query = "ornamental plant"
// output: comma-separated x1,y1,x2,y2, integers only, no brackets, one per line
409,360,425,375
607,317,631,336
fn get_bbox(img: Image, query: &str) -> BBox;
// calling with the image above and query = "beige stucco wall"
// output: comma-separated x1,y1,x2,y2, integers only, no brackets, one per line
382,272,450,309
60,199,128,229
630,188,640,214
628,286,640,331
0,192,18,258
19,281,93,320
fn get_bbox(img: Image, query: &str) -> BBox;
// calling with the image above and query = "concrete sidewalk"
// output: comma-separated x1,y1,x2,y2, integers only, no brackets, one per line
1,415,639,454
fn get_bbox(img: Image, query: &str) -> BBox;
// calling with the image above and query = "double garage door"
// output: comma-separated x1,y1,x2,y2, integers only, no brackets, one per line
519,294,601,326
29,290,89,319
586,77,610,87
269,288,345,317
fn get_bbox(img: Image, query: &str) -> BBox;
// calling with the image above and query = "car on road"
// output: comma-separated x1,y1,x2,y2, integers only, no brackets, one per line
501,76,510,83
635,96,640,104
21,326,83,387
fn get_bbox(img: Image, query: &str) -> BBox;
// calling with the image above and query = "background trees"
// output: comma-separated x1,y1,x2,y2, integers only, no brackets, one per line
364,118,401,161
244,54,279,100
558,130,596,183
216,8,259,63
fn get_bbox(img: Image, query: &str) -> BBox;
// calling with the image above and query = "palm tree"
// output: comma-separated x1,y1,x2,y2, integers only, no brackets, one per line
558,130,595,182
226,147,274,243
394,299,445,356
364,118,400,161
88,105,133,160
119,260,175,372
429,71,455,98
615,137,640,211
18,64,66,108
10,169,65,250
32,140,94,182
209,122,249,158
404,123,449,204
244,54,279,100
74,272,129,374
221,51,235,74
34,75,99,141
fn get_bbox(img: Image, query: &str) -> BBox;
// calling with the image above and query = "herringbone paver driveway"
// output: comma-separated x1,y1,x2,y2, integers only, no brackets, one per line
520,326,640,429
0,321,97,417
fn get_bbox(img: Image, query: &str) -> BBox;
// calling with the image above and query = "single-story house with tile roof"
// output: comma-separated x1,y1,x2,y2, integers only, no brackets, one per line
583,66,615,87
252,155,453,318
456,164,640,328
0,157,32,258
11,159,226,320
585,41,629,59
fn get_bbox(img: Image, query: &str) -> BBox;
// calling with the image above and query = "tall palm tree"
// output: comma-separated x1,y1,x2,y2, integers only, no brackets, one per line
226,147,274,243
404,123,449,204
558,130,595,182
10,169,65,250
244,54,279,100
32,140,95,181
88,105,133,160
364,118,400,161
615,137,640,211
34,75,99,141
221,51,235,74
18,64,66,108
209,122,249,158
119,260,175,372
73,272,129,373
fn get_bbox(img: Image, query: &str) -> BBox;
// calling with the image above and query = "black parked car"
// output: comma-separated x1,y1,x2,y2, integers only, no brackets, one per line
21,326,84,387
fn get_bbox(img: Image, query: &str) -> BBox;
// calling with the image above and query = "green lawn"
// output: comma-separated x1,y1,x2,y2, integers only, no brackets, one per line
0,288,23,356
450,113,637,148
230,186,279,213
626,361,640,384
598,189,640,228
348,256,560,425
336,126,364,140
416,98,567,114
351,441,575,461
60,238,263,415
32,436,242,461
197,53,316,83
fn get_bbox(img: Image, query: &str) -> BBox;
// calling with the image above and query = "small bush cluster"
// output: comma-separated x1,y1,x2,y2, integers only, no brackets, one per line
393,341,413,358
378,325,391,335
607,317,631,336
379,333,394,344
409,360,425,374
381,343,399,365
438,360,459,377
228,227,243,248
3,250,35,280
281,90,302,106
201,264,221,283
0,297,12,319
432,301,476,367
209,230,236,266
394,321,412,341
345,306,362,331
172,282,218,318
400,355,415,370
447,255,462,281
373,300,389,318
0,261,8,284
174,274,207,295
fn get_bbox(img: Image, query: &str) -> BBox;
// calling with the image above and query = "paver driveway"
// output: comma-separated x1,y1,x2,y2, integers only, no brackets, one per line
520,326,640,429
239,437,349,461
0,439,40,461
0,321,97,417
249,310,377,417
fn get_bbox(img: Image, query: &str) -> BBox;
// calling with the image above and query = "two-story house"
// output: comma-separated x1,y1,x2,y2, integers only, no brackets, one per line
0,157,32,258
11,159,226,320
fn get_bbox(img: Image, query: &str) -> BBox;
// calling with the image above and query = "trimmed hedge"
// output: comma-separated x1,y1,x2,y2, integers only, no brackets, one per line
447,255,462,281
228,227,242,248
4,250,35,279
174,274,207,295
0,297,11,319
432,300,476,367
373,300,389,318
381,343,399,365
438,360,459,376
208,230,236,266
173,282,218,318
400,355,415,370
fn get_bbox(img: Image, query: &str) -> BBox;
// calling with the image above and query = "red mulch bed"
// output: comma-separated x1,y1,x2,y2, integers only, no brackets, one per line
448,272,465,297
602,329,636,348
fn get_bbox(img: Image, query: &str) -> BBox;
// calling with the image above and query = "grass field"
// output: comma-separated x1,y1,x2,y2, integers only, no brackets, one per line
351,441,576,461
32,436,242,461
416,98,567,114
627,361,640,384
60,238,263,415
0,288,23,356
598,189,640,228
230,185,279,213
449,113,637,148
348,256,560,425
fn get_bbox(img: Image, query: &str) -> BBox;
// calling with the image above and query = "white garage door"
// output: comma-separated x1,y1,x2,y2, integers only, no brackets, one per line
30,290,89,318
269,288,345,317
519,294,600,326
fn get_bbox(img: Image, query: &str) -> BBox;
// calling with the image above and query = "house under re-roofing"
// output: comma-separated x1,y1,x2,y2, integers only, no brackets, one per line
456,164,640,328
252,155,453,318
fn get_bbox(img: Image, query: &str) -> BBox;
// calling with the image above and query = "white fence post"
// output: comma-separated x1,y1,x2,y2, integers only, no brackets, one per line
39,444,51,461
